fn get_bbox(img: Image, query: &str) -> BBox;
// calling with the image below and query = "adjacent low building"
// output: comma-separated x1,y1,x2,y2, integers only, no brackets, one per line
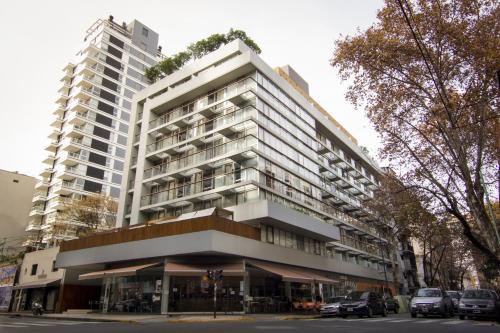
55,40,398,314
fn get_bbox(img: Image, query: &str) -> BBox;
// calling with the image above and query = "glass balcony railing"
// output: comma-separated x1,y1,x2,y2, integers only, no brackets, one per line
149,77,257,129
141,168,259,206
143,134,258,179
146,105,258,154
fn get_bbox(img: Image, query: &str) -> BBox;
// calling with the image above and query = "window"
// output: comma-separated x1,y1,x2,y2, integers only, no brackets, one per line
13,179,19,183
265,225,274,243
30,264,38,276
142,27,149,37
52,260,58,272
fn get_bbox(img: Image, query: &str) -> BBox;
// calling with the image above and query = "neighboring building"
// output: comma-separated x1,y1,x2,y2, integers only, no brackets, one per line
24,16,162,248
397,237,419,295
0,169,36,256
11,247,64,312
56,40,398,314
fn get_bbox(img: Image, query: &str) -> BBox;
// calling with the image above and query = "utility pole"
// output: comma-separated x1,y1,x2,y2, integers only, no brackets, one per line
206,269,223,319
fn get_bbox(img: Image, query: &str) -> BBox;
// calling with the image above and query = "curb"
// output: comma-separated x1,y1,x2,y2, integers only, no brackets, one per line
0,312,136,323
167,317,253,324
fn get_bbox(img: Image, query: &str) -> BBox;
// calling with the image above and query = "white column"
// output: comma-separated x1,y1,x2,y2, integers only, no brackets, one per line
102,277,111,313
161,259,170,315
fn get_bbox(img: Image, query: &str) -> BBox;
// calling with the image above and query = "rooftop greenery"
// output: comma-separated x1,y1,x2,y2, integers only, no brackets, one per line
145,28,261,82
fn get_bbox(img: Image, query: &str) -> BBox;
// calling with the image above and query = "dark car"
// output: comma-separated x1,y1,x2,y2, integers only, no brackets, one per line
383,292,400,314
410,288,454,318
339,291,387,318
458,289,500,321
447,290,461,311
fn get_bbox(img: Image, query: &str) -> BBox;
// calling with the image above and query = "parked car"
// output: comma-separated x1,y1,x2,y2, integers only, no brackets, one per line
447,290,461,311
320,296,345,317
458,289,500,322
410,288,454,318
339,291,387,318
383,292,400,313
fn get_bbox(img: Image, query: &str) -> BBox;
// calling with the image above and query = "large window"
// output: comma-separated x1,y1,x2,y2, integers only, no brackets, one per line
30,264,38,276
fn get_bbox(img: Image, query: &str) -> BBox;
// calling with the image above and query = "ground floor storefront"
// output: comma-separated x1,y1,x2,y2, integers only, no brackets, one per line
12,284,60,312
71,257,394,314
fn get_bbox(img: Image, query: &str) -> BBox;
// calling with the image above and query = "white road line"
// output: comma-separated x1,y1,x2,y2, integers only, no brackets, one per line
415,319,435,324
10,322,53,326
367,318,393,322
442,320,465,325
0,324,29,328
387,319,413,323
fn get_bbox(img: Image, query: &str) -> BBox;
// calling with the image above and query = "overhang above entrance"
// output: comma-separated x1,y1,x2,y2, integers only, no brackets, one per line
247,260,338,285
78,262,161,280
164,261,245,276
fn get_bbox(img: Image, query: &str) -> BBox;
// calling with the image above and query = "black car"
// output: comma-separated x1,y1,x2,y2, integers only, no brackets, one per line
458,289,500,321
383,292,400,314
339,291,387,318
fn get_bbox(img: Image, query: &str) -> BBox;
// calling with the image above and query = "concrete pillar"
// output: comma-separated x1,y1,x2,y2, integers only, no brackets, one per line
160,271,170,315
15,290,22,312
102,277,111,313
243,271,250,313
318,283,324,302
285,281,291,300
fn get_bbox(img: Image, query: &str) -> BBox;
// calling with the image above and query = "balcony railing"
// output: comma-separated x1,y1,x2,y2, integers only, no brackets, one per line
146,104,258,154
149,76,256,129
143,134,258,179
141,168,259,206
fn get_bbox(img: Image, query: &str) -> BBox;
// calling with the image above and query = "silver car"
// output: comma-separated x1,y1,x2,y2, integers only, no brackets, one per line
410,288,454,318
320,296,345,317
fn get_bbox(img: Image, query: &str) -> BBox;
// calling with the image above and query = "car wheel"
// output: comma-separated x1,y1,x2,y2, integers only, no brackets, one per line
411,312,417,318
459,315,465,320
367,307,373,318
382,306,388,317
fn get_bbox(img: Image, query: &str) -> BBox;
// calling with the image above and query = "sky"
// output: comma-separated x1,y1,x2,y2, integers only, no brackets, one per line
0,0,385,178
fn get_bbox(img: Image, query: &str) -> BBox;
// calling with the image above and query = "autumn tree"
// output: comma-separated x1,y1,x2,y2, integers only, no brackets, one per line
52,194,117,240
332,0,500,267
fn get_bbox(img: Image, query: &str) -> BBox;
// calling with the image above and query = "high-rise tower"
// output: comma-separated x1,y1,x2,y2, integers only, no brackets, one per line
25,16,162,248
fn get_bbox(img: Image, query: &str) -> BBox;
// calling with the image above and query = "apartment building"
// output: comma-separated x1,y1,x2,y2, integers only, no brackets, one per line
0,170,36,255
55,40,397,314
25,17,161,248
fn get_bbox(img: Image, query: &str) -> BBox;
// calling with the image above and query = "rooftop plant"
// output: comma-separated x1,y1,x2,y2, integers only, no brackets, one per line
145,28,261,82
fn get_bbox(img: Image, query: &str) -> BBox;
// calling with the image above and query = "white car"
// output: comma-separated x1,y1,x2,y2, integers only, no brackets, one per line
320,296,345,317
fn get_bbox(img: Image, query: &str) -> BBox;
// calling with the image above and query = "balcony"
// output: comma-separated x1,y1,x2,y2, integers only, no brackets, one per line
25,220,42,232
29,206,45,217
149,77,257,130
143,134,258,180
50,116,64,128
34,180,50,190
53,106,66,117
46,197,72,211
47,129,61,140
141,168,259,208
146,105,257,156
39,167,53,178
45,141,58,153
52,181,84,195
32,192,47,203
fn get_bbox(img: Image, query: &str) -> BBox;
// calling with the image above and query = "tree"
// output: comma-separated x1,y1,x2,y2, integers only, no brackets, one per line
145,28,261,82
331,0,500,266
52,194,117,241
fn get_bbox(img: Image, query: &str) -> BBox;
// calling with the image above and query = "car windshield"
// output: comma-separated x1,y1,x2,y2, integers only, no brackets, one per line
417,289,442,297
346,292,369,301
462,290,493,299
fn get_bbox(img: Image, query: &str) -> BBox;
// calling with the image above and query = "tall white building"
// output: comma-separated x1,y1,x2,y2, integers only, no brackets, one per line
25,16,162,248
56,41,400,314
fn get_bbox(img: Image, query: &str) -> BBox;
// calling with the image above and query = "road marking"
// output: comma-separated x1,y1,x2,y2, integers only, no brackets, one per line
415,319,435,324
442,320,465,325
10,322,53,326
367,318,392,322
387,319,413,323
255,326,296,330
0,324,29,328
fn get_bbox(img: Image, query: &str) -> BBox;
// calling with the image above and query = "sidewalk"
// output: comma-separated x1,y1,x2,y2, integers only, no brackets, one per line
0,311,319,323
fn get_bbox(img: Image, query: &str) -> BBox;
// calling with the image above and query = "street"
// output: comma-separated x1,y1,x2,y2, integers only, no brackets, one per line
0,313,498,333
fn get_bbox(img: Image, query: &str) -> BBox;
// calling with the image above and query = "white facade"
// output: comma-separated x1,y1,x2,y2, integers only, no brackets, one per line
25,17,162,248
116,40,395,282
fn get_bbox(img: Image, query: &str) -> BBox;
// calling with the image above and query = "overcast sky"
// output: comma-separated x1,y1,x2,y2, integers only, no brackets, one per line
0,0,384,178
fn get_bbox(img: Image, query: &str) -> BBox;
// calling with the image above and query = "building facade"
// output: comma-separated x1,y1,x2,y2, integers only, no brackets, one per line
25,17,162,248
56,40,398,314
0,169,36,256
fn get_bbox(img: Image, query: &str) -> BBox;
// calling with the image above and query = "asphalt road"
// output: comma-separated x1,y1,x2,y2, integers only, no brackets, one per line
0,313,498,333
